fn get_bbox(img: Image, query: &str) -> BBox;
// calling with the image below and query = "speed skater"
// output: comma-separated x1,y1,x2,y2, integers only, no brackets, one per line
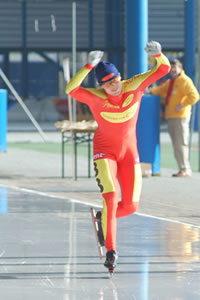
66,41,171,271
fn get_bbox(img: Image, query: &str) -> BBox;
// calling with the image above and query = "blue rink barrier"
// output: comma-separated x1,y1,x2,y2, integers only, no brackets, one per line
136,95,160,175
0,89,8,152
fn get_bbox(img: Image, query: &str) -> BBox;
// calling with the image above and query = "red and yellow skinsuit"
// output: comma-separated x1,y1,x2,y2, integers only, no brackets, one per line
66,53,170,251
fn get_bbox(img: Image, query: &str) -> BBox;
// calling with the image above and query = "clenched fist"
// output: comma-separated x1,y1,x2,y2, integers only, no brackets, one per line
145,41,161,56
88,51,104,67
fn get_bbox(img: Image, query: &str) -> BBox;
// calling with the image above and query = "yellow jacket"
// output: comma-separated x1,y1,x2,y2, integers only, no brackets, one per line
150,70,199,119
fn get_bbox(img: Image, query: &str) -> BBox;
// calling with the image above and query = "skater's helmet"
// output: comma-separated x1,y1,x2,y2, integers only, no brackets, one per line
95,61,120,86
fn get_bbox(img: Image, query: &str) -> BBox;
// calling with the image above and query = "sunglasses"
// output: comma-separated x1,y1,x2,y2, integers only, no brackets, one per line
101,76,121,87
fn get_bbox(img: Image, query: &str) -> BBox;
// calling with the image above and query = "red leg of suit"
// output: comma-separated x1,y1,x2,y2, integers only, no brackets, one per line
94,155,142,252
116,151,142,218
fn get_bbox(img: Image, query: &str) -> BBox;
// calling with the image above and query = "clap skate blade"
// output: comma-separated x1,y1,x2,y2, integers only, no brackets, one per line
91,208,103,258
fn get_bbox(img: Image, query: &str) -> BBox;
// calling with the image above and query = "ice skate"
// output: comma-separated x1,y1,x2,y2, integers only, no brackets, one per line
96,211,105,246
91,208,104,258
104,250,118,274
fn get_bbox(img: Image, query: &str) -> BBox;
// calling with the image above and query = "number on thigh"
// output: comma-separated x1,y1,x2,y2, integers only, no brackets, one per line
93,159,116,194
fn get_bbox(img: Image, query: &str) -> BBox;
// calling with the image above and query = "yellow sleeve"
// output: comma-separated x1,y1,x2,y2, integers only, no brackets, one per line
65,65,92,94
124,53,171,92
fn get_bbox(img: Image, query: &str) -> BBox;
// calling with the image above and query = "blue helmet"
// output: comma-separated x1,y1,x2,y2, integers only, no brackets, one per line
95,61,120,86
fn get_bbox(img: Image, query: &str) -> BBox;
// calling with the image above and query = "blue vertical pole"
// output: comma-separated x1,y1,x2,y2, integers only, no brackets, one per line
105,0,123,73
126,0,148,77
126,0,160,174
22,0,28,98
88,0,94,87
184,0,198,131
0,89,7,152
184,0,195,80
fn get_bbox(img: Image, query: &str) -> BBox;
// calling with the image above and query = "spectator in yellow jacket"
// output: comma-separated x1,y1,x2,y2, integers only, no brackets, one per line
149,59,199,177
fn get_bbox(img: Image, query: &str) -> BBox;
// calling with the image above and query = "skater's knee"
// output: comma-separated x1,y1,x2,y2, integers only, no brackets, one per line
126,202,139,214
117,202,139,217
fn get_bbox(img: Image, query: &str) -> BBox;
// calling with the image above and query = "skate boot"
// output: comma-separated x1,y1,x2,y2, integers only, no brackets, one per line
104,250,118,273
96,211,105,246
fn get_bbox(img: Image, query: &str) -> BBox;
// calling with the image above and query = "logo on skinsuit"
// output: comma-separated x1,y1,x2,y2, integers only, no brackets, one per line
94,153,106,160
100,102,138,123
103,100,120,109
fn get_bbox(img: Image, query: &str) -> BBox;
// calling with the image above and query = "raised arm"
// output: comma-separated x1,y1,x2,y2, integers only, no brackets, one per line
125,41,171,92
65,51,104,96
142,41,171,88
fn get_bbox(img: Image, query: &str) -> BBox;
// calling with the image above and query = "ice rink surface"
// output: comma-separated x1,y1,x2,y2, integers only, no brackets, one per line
0,185,200,300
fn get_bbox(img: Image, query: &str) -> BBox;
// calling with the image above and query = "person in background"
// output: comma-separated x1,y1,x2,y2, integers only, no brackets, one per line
148,59,199,177
66,41,170,271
